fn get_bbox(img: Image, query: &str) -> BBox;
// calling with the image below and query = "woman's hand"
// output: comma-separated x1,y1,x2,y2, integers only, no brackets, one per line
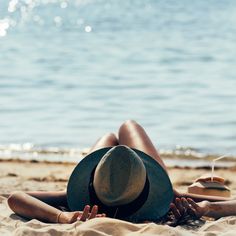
58,205,106,223
169,198,210,223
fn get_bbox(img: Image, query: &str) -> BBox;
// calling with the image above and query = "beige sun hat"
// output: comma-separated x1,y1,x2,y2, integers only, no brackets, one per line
67,145,173,222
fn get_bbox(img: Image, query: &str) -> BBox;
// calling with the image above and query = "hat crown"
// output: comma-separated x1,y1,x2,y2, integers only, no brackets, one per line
93,145,147,206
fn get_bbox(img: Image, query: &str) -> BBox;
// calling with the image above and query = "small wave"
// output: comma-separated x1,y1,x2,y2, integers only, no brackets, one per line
0,143,88,163
0,143,235,168
159,145,206,158
159,145,236,166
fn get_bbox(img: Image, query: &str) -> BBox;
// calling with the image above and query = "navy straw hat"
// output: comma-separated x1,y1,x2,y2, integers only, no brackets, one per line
67,145,173,222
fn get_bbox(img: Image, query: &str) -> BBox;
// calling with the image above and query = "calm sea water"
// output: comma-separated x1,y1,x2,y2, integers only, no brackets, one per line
0,0,236,162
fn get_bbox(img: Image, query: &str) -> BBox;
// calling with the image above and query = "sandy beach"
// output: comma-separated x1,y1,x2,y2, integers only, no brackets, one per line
0,158,236,235
1,0,236,235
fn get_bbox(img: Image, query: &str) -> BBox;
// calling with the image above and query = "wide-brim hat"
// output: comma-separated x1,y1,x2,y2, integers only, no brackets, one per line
67,146,173,222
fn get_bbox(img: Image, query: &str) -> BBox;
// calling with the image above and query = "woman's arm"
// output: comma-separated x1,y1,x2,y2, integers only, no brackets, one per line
26,191,68,208
8,191,104,223
193,199,236,219
8,191,63,223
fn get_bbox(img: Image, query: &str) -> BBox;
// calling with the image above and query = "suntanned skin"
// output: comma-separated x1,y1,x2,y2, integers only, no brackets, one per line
8,191,104,223
170,197,236,221
7,120,236,223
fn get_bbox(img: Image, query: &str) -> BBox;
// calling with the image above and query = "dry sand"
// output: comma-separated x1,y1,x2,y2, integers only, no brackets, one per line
0,159,236,235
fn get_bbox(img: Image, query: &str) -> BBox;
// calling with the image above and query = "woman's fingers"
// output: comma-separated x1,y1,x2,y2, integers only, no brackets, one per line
172,198,198,219
181,198,192,211
79,205,91,221
77,205,106,222
170,203,181,219
187,198,199,209
181,198,189,207
170,197,205,223
175,198,185,215
88,205,98,219
78,205,104,221
181,198,197,216
187,198,206,218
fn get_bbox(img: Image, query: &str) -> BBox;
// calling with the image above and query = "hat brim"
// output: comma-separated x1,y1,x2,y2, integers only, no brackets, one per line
67,147,173,222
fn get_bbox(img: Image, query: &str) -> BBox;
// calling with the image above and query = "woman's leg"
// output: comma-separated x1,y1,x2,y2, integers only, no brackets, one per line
118,120,167,172
88,133,119,153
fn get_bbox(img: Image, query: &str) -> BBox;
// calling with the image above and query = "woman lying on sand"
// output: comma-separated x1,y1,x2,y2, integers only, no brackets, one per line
7,120,236,224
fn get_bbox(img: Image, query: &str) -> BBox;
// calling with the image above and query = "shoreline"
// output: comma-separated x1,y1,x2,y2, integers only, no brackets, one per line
1,143,235,168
